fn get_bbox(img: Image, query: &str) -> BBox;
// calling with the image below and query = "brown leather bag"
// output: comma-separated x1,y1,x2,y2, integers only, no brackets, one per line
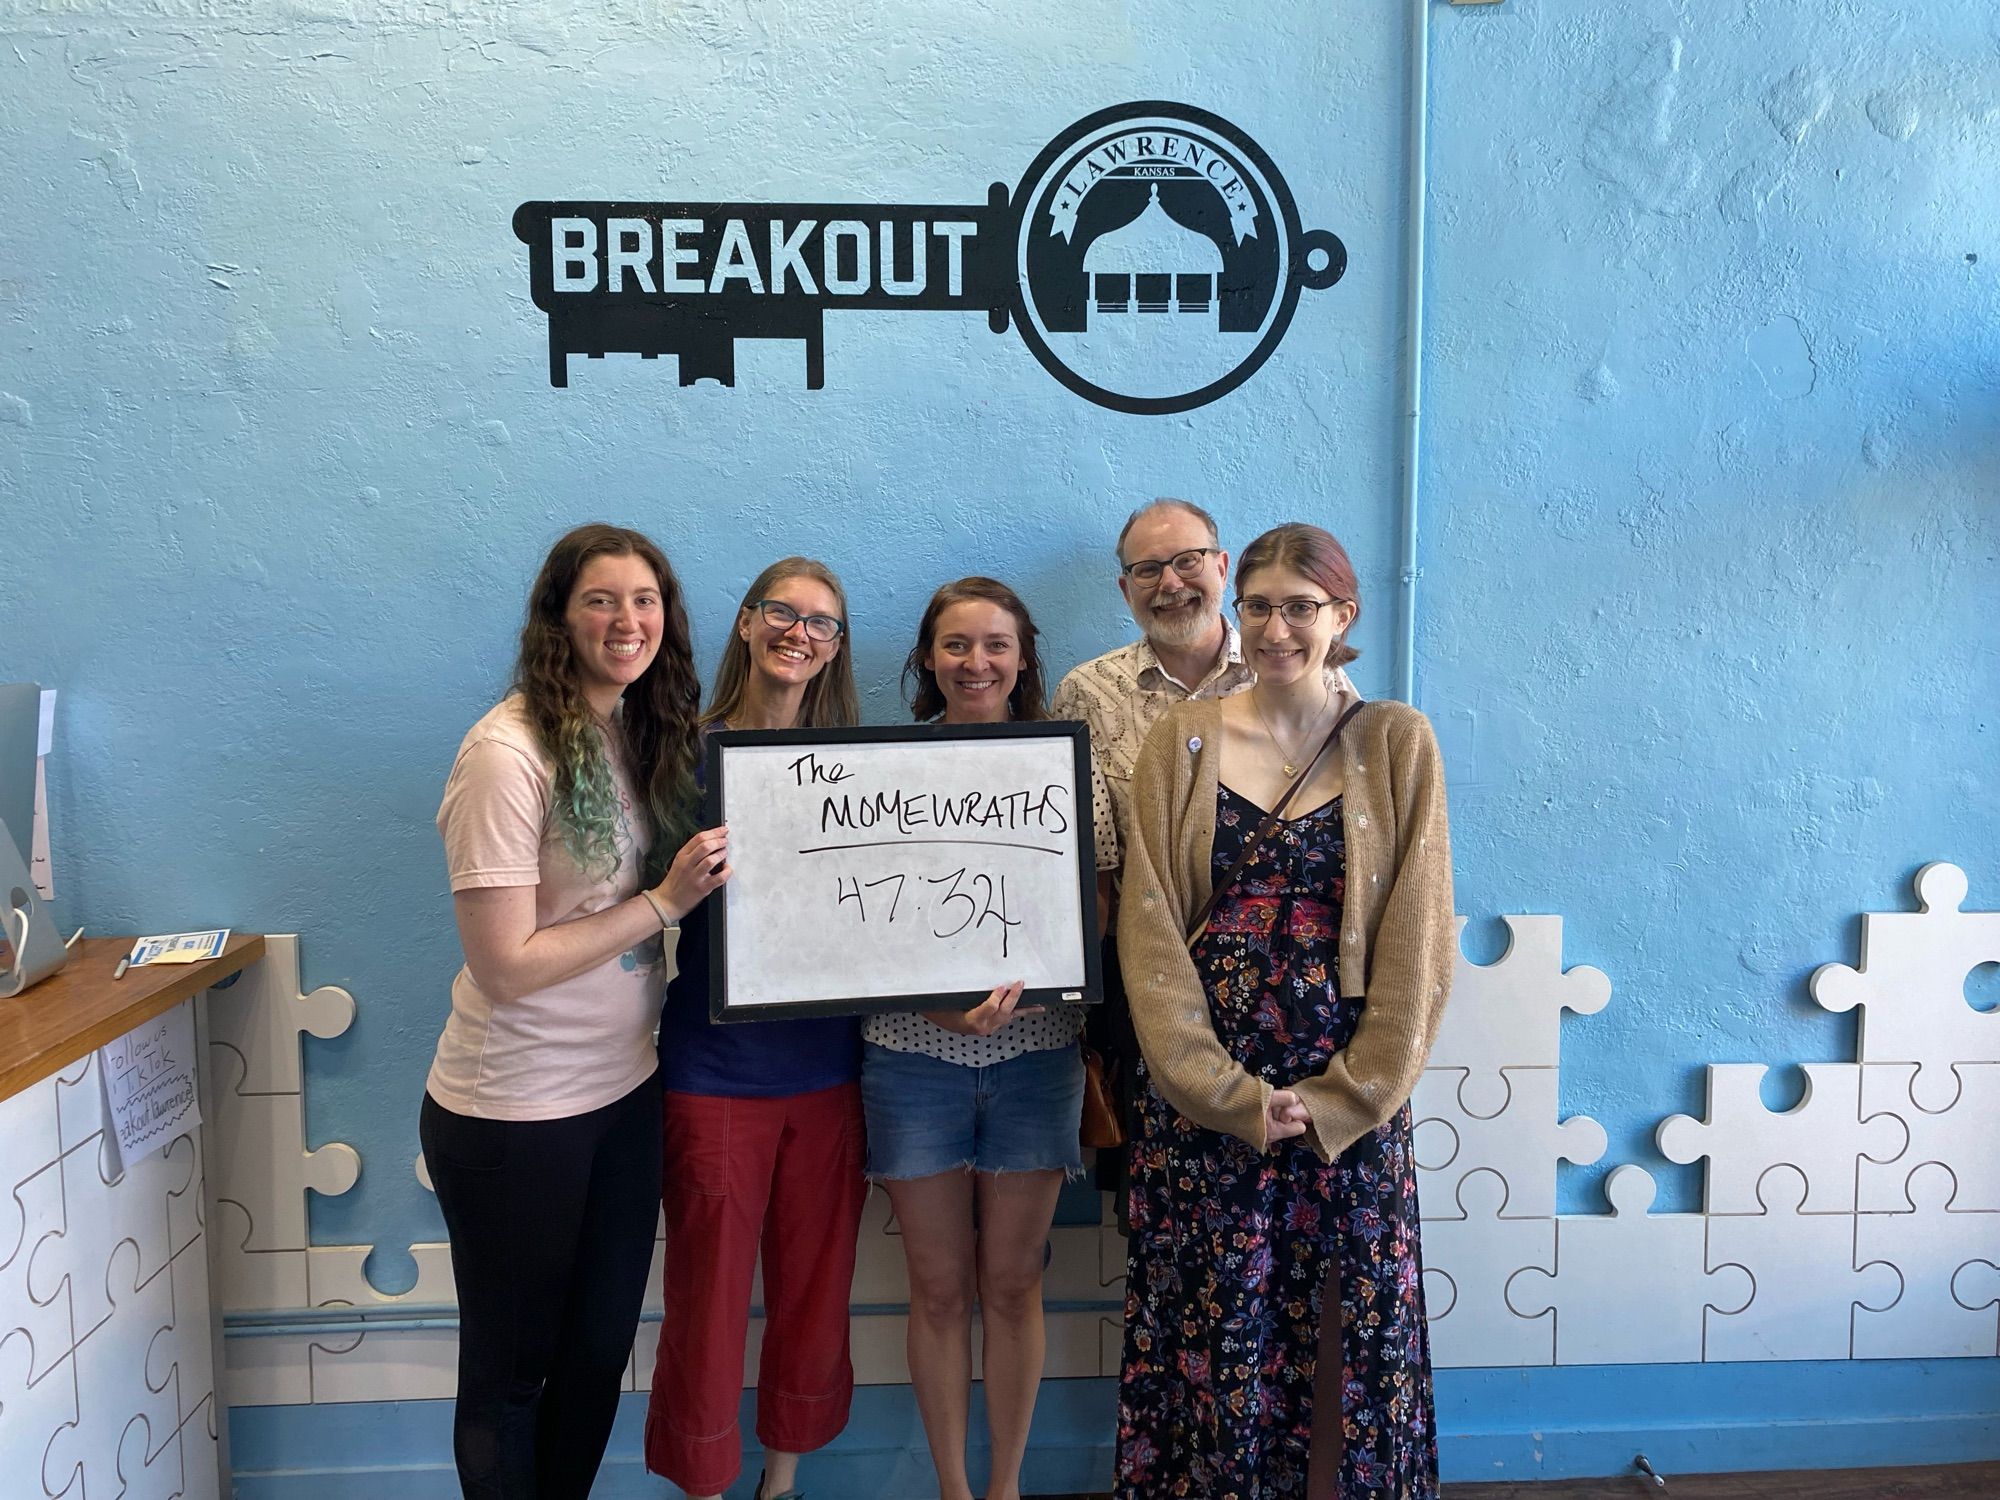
1079,1042,1125,1150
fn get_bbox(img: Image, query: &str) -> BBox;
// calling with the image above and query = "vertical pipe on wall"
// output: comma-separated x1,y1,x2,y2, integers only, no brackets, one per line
1395,0,1431,706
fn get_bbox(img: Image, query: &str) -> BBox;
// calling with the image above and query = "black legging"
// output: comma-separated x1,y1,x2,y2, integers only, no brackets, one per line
420,1075,663,1499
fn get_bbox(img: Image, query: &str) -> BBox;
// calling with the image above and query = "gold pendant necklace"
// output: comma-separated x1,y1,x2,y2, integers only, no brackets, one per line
1252,683,1332,779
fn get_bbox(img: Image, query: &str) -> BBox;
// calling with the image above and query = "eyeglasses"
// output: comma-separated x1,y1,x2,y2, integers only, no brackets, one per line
1234,596,1344,628
1120,547,1220,586
752,599,844,642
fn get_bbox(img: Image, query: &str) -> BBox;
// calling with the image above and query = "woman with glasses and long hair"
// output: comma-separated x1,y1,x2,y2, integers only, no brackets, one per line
861,577,1117,1500
422,523,730,1499
1113,523,1456,1500
645,558,867,1500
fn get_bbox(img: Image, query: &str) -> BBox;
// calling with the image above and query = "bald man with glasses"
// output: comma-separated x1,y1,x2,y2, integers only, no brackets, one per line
1053,498,1354,1218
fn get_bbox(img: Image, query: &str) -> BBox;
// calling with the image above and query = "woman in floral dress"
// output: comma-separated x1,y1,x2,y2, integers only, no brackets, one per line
1115,523,1456,1499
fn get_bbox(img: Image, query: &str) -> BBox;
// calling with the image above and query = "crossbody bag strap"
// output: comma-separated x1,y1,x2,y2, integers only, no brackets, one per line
1184,697,1367,950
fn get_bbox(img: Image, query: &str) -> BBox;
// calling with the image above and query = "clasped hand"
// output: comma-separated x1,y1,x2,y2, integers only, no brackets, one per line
924,979,1040,1037
1265,1088,1311,1145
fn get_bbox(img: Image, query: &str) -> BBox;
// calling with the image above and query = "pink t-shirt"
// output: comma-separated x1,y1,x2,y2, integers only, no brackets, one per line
425,696,674,1120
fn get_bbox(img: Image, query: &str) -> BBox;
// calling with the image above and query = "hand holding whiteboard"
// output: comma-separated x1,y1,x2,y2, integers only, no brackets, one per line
706,722,1102,1020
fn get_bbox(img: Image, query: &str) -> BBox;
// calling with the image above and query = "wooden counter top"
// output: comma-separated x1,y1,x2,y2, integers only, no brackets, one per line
0,934,266,1102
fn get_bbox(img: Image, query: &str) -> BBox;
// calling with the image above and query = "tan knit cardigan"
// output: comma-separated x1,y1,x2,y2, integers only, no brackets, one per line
1117,697,1456,1163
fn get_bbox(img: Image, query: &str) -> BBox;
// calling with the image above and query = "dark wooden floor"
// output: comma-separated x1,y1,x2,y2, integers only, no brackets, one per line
1042,1461,2000,1499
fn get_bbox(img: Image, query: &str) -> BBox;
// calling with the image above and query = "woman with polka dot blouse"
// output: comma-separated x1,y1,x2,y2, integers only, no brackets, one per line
861,576,1117,1500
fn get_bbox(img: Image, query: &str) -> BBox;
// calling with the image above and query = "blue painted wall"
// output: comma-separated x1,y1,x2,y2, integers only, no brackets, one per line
4,0,1996,1480
1423,0,2000,1204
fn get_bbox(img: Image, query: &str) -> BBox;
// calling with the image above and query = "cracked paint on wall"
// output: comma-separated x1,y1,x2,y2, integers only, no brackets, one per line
1747,315,1817,400
1582,34,1705,218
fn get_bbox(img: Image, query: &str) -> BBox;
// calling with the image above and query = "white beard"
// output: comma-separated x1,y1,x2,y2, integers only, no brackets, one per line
1142,593,1222,649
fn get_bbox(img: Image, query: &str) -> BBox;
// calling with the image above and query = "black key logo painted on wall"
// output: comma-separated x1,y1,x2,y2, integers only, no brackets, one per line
513,102,1346,416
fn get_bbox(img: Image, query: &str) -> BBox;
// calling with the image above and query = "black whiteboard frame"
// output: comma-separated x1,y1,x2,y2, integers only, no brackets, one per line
704,720,1104,1023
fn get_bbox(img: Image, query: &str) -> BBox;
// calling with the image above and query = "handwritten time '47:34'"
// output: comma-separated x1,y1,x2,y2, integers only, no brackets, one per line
834,868,1021,957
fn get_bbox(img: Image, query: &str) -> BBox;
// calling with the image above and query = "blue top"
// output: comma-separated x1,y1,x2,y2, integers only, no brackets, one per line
655,765,862,1097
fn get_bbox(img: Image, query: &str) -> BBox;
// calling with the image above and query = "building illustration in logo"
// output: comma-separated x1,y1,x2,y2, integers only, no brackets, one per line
1082,185,1225,325
514,102,1345,415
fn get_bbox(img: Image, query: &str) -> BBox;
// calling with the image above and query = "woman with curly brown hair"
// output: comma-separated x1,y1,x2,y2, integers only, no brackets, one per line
420,523,730,1499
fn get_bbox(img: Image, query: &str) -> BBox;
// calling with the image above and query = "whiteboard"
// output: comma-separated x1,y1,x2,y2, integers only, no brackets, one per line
707,723,1101,1020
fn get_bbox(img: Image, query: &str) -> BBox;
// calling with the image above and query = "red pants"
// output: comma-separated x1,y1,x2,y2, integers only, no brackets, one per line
644,1082,867,1494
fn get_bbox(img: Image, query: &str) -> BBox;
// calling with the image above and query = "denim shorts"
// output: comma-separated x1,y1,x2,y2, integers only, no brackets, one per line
860,1040,1084,1180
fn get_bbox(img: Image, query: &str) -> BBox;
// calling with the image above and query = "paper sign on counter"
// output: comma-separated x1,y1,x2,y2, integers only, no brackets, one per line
97,1000,201,1168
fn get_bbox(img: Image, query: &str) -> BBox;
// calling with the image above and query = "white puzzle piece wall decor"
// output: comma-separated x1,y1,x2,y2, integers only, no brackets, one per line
304,1242,459,1403
1601,863,2000,1363
5,1155,71,1386
0,1000,220,1500
1427,916,1609,1114
1421,1168,1556,1368
212,1196,308,1315
1506,1166,1753,1366
196,876,2000,1419
1702,1165,1900,1362
200,936,361,1410
52,1054,109,1156
1851,1161,2000,1359
207,936,359,1256
1414,1066,1605,1221
1,1070,61,1257
1655,1063,1903,1216
207,935,356,1095
1952,1258,2000,1341
111,1406,185,1500
167,1231,217,1445
1810,863,2000,1111
208,1055,359,1244
1858,1061,2000,1214
31,1053,196,1344
44,1237,184,1500
220,1313,313,1409
1,1326,78,1500
164,1134,204,1266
